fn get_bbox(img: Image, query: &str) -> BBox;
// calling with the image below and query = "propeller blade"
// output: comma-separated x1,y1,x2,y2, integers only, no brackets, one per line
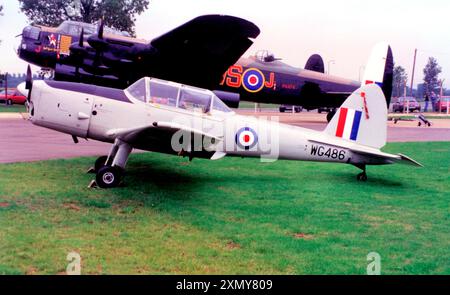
79,28,84,47
98,19,104,39
25,65,33,102
25,65,32,90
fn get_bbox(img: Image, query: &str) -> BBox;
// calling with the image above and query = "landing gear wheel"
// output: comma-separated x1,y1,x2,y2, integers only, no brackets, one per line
96,166,122,188
357,172,368,181
94,155,108,172
6,99,12,106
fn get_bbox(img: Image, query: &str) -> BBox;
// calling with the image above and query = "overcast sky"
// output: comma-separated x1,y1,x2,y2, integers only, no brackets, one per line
1,0,449,87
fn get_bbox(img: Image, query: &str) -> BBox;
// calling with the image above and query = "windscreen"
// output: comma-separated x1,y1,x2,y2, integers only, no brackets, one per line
126,78,146,102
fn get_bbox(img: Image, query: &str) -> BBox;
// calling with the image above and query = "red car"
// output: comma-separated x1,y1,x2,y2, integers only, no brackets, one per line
435,97,450,112
0,89,27,105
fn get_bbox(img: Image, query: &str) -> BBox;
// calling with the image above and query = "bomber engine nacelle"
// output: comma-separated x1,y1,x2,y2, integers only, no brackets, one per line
212,90,240,108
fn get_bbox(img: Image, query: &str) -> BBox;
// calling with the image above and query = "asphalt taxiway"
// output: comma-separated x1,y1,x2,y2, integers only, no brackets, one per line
0,112,449,164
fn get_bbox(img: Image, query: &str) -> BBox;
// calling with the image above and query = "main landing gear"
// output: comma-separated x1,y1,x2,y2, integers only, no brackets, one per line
355,164,368,182
91,139,132,188
326,108,337,122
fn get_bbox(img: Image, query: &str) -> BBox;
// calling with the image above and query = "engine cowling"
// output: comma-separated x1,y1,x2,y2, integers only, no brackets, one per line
212,90,240,108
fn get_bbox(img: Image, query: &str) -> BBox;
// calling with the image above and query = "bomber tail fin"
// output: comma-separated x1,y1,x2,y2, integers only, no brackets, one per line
305,54,325,73
361,43,394,106
324,84,387,149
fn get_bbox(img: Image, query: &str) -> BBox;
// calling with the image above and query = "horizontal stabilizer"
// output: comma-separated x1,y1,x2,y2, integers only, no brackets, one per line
397,153,423,167
350,147,422,167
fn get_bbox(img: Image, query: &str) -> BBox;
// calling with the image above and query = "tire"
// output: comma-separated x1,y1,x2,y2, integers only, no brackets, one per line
326,110,336,122
279,108,285,113
96,166,122,188
94,155,108,172
357,173,367,181
6,99,12,106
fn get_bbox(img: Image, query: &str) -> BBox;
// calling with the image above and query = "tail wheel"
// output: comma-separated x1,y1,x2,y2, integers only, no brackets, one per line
357,172,368,181
96,166,122,188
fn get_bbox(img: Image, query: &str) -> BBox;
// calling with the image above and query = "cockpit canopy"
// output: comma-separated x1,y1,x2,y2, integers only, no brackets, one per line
56,21,131,37
255,50,280,63
126,78,233,114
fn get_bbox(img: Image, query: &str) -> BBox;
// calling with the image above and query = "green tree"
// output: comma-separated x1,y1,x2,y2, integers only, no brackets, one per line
18,0,149,36
393,65,408,97
423,57,442,96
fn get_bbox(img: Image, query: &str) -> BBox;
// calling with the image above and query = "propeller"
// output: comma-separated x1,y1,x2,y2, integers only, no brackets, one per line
98,18,104,40
25,65,33,95
24,65,34,115
87,19,108,51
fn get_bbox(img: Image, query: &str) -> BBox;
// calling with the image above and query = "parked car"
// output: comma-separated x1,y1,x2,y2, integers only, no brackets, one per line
279,104,302,113
435,97,450,112
317,107,334,113
392,97,421,113
0,89,27,105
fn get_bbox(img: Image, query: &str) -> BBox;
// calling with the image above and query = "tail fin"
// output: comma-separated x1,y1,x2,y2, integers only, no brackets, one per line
362,43,394,106
305,54,325,73
324,84,387,149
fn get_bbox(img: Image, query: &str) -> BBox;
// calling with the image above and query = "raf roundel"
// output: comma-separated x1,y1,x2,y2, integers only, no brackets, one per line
242,68,265,93
235,127,258,150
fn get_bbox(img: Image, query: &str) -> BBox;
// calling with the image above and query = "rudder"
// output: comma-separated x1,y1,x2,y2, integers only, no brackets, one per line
324,84,387,149
362,43,394,107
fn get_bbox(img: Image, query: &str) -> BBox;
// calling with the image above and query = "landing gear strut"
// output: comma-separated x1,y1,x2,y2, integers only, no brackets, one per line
356,164,368,181
93,139,132,188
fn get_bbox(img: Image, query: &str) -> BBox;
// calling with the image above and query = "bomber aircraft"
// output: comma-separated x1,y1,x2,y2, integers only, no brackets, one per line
18,66,420,188
17,15,393,120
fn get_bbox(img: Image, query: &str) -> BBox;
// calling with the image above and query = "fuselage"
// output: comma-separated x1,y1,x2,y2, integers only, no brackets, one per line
24,79,384,166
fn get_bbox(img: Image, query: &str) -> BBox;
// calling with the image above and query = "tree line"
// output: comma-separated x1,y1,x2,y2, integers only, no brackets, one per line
393,57,444,99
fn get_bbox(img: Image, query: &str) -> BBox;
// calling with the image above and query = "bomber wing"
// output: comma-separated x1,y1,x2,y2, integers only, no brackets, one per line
61,15,260,89
149,14,260,87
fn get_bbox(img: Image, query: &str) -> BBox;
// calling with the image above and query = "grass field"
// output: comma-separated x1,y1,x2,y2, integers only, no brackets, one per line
0,142,448,274
0,105,26,113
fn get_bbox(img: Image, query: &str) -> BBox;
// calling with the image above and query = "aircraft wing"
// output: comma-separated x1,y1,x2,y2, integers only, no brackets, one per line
106,121,225,160
149,15,260,87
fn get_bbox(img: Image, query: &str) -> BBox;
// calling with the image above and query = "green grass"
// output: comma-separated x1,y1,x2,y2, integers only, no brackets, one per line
0,142,448,274
0,105,26,113
388,115,450,120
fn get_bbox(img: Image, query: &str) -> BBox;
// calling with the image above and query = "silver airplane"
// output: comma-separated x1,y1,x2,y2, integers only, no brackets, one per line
17,44,421,188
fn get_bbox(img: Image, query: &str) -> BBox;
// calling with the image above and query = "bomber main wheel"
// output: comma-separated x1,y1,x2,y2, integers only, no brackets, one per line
94,155,108,172
96,166,122,188
326,109,336,122
357,172,368,182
